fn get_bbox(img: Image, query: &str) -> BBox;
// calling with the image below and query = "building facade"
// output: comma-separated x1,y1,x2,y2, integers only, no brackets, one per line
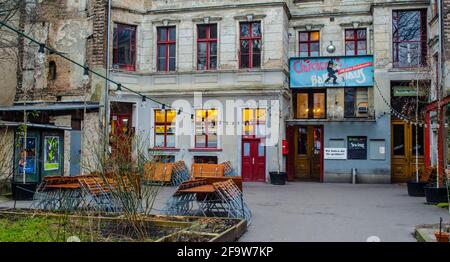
107,0,435,184
0,0,108,198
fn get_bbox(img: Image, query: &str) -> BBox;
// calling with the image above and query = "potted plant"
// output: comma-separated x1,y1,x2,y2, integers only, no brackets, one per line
434,217,449,242
424,168,449,204
407,167,434,197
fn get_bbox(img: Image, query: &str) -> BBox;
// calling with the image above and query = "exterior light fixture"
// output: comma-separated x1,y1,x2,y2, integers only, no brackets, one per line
37,43,46,64
327,41,336,54
116,83,122,99
82,66,90,83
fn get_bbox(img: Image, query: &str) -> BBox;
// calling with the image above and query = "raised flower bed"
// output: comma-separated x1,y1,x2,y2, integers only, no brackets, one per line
0,209,247,242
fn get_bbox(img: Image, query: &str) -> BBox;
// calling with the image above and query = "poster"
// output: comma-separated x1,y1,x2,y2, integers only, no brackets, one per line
18,137,37,174
44,136,60,171
347,137,367,160
290,56,374,88
324,148,347,160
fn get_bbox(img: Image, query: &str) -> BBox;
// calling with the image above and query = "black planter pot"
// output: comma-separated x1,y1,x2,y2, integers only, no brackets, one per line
407,180,427,197
424,186,449,204
269,172,287,185
12,182,37,201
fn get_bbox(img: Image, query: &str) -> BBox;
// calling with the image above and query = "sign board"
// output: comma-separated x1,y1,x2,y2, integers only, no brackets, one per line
347,136,367,160
290,56,374,88
393,86,426,97
324,148,347,160
44,136,60,171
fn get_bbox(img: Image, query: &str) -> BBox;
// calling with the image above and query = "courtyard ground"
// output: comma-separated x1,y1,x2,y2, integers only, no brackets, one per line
1,182,449,242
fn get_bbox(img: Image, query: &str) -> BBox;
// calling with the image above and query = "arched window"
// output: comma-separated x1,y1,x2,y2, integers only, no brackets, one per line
49,61,57,80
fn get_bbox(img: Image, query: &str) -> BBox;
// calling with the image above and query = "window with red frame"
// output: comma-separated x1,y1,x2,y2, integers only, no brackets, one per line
392,9,427,68
197,24,218,70
239,22,262,69
299,31,320,57
243,108,266,138
154,109,176,148
195,109,218,148
157,26,176,72
113,23,136,71
345,29,367,56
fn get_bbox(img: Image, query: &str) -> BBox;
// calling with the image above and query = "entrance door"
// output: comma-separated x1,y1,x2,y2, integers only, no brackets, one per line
241,138,266,182
111,113,132,159
294,126,323,181
391,120,425,182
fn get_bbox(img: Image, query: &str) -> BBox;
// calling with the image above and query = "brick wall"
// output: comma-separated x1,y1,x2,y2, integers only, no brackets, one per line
444,0,450,58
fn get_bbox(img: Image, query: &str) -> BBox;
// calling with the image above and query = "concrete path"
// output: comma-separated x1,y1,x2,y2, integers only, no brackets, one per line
239,182,449,242
1,182,448,242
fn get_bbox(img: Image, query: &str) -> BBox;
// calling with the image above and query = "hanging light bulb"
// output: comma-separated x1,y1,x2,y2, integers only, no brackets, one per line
82,66,90,83
116,83,122,99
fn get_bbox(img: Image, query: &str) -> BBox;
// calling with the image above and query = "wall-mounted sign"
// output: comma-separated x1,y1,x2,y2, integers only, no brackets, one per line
324,148,347,160
290,55,374,88
44,136,60,171
393,86,426,97
347,136,367,160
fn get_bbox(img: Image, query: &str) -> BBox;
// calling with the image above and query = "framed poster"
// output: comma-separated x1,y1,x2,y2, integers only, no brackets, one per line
18,137,37,175
347,136,367,160
44,136,60,171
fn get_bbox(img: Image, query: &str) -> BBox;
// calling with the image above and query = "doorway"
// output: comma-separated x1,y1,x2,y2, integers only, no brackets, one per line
391,120,425,183
294,126,323,181
241,138,266,182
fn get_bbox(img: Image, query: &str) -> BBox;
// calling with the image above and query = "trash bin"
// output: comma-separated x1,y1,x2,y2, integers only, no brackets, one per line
269,172,287,185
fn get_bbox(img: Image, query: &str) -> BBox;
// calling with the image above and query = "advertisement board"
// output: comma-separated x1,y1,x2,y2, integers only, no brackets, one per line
290,56,374,88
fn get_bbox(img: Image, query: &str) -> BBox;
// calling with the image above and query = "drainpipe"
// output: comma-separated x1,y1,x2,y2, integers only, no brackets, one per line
436,0,443,187
103,0,112,154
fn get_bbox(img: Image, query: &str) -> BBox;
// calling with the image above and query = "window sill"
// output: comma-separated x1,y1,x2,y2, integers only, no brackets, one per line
188,148,223,152
389,66,430,72
149,148,180,152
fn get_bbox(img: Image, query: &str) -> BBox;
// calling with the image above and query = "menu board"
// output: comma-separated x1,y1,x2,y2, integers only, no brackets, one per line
347,137,367,160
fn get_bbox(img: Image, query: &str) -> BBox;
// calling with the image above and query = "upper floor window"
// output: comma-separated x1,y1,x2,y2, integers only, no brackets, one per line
157,26,176,72
113,23,136,71
299,31,320,57
239,22,262,69
295,90,326,119
197,24,218,70
154,109,176,148
392,9,427,68
345,29,367,56
195,109,218,148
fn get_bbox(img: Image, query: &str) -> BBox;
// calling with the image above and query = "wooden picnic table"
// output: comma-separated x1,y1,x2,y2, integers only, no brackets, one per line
177,184,215,194
45,183,81,189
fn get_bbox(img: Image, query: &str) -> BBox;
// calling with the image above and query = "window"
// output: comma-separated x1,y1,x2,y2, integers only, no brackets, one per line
197,24,217,70
195,109,218,148
239,22,262,69
154,109,176,148
299,31,320,57
392,9,427,67
48,61,57,80
345,29,367,56
194,156,218,164
113,23,136,71
157,26,176,72
297,127,307,155
295,90,326,119
243,108,266,137
344,88,369,118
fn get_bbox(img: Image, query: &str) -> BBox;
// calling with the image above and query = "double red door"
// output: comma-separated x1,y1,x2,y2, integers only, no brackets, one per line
241,138,266,182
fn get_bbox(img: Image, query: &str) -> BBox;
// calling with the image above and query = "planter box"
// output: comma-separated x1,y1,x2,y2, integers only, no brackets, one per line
424,187,449,204
0,209,247,242
407,181,427,197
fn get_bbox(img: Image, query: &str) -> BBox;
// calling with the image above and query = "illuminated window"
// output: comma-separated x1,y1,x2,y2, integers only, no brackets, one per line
243,108,266,137
195,109,218,148
154,109,176,148
296,90,326,119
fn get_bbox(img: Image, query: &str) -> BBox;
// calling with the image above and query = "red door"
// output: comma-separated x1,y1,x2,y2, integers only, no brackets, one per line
111,113,132,160
241,138,266,182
